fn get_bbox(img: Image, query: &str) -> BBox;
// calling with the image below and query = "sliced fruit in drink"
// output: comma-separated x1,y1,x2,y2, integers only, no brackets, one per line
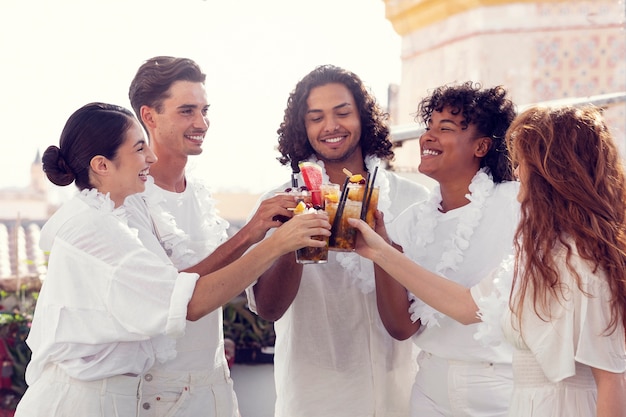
299,162,324,206
293,200,307,215
348,173,364,183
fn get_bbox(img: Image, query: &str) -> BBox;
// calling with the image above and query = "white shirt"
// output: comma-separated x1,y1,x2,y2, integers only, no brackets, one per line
389,175,520,363
125,177,231,374
247,167,430,417
25,190,198,384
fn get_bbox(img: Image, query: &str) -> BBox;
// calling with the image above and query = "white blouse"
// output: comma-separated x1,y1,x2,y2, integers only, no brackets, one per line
25,190,199,384
472,245,626,416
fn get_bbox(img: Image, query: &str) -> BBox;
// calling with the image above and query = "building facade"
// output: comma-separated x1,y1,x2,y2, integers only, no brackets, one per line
382,0,625,184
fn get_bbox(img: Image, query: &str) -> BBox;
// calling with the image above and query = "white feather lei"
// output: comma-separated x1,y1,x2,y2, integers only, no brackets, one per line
404,168,495,327
141,176,229,269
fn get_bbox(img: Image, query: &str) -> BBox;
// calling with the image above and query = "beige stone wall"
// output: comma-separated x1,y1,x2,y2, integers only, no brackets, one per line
384,0,626,176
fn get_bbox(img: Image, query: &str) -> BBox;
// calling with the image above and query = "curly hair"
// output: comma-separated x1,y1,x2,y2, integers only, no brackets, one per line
415,81,516,183
507,105,626,342
277,65,394,172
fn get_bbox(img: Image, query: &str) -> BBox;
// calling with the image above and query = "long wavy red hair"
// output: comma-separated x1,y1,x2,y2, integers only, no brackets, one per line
507,105,626,342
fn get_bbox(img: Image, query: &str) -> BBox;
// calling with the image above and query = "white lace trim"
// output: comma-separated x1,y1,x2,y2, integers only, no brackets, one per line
78,188,129,221
306,155,391,294
473,255,514,346
406,168,495,327
142,176,229,268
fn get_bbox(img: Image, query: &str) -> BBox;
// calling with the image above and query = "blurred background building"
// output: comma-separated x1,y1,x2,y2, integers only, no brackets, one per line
384,0,625,188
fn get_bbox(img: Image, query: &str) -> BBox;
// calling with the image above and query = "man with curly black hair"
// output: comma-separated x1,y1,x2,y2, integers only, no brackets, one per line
246,65,429,417
376,82,519,416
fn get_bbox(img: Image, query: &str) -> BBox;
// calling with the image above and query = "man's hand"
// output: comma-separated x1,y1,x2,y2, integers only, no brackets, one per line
239,194,298,245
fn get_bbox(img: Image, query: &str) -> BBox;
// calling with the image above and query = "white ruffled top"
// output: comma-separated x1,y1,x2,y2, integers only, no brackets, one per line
27,189,199,383
471,245,626,416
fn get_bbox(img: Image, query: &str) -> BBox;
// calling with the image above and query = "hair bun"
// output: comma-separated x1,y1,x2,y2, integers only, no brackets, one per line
42,145,75,186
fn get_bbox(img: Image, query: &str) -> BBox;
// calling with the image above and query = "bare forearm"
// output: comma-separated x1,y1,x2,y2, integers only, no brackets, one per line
374,264,420,339
184,230,257,276
187,238,287,320
372,244,480,325
253,253,303,321
593,367,626,417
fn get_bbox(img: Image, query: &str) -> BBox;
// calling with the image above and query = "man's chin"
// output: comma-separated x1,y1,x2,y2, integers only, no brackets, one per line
188,148,204,156
315,145,360,164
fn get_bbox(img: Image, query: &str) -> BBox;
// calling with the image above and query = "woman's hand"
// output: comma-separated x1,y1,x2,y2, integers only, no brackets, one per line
348,212,392,261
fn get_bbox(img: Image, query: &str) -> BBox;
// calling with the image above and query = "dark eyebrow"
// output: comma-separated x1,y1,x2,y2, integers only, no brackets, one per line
177,104,198,111
439,119,460,126
133,139,147,148
306,102,352,115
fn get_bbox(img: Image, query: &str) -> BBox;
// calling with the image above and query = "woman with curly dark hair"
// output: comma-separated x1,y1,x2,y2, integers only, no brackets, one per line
247,65,429,417
350,105,626,416
370,82,520,416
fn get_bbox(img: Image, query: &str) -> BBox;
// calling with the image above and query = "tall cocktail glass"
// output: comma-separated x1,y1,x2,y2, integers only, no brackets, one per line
327,184,379,252
293,185,339,264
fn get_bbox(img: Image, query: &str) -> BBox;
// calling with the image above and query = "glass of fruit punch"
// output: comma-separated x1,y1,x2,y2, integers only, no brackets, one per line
291,162,338,264
326,169,379,252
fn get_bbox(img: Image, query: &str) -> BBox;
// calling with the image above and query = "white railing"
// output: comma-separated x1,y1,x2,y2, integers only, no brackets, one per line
390,91,626,144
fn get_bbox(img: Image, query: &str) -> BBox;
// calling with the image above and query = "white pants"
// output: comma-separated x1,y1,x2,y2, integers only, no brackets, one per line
15,364,141,417
137,366,239,417
411,351,513,417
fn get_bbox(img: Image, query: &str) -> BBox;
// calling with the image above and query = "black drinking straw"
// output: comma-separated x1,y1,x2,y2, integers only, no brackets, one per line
329,176,351,246
359,172,372,220
360,166,378,221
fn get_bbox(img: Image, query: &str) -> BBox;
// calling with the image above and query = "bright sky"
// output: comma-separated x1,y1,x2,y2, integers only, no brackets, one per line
0,0,401,194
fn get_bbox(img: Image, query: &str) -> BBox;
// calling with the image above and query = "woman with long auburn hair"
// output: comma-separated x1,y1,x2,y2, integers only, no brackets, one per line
350,105,626,416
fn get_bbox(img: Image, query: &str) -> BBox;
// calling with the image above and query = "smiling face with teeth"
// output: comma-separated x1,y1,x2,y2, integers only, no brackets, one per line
304,83,363,173
96,119,157,207
419,106,491,187
142,80,210,162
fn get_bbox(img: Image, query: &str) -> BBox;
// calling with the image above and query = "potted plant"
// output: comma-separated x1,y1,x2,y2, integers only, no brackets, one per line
0,289,37,416
222,295,275,364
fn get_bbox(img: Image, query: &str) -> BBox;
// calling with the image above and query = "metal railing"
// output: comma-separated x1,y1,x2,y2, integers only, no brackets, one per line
390,91,626,144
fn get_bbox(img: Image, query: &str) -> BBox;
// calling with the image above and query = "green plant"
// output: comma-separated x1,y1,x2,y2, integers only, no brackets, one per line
222,296,275,351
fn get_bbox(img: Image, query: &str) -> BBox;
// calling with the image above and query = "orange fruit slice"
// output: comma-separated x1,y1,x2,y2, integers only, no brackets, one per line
325,192,339,203
293,200,307,215
349,174,364,183
299,162,324,205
